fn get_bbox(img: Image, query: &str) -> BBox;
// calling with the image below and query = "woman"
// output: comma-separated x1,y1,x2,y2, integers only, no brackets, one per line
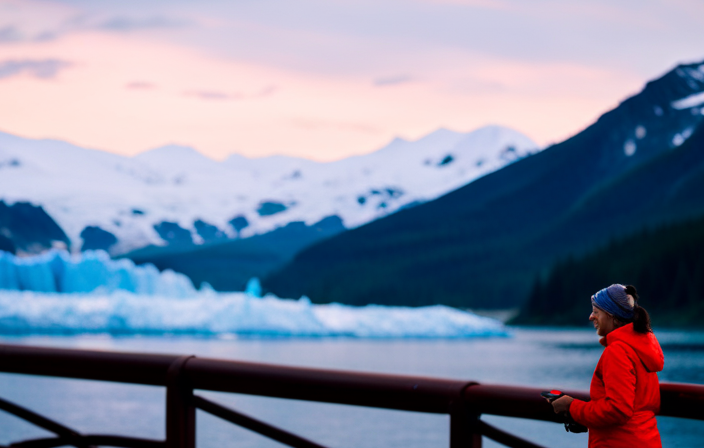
551,284,664,447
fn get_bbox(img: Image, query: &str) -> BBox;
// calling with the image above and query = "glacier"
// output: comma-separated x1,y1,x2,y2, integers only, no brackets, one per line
0,250,507,338
0,250,196,296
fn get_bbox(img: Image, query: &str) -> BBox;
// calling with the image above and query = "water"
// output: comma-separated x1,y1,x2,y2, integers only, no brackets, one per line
1,328,703,447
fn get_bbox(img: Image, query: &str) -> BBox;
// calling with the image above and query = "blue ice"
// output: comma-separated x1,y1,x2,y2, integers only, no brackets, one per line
0,250,195,296
0,250,508,338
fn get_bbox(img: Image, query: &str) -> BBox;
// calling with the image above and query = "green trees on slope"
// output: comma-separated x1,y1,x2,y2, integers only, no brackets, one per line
512,215,704,327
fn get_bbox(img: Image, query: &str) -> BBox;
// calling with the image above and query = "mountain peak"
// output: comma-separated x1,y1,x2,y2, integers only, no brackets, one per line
417,127,464,143
133,144,222,175
136,144,212,161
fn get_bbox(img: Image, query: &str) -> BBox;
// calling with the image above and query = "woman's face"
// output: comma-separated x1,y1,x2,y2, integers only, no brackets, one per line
589,305,615,337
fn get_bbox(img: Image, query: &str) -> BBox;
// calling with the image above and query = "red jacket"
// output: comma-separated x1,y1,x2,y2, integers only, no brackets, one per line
570,323,664,448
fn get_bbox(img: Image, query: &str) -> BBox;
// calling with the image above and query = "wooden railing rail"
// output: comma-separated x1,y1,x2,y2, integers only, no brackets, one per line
1,344,703,448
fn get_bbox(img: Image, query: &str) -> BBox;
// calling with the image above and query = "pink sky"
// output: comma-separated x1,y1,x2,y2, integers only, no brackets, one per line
0,0,702,161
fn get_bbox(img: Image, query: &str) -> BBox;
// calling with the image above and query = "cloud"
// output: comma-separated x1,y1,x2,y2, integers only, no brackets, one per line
33,30,59,42
0,11,187,45
184,85,277,101
256,85,277,97
0,26,23,43
126,81,156,90
373,75,413,87
419,0,509,9
98,16,188,32
0,25,65,44
291,118,382,134
0,59,72,80
185,90,240,100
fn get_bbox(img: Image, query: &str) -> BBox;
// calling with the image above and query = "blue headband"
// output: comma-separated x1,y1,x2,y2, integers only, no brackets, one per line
591,286,635,321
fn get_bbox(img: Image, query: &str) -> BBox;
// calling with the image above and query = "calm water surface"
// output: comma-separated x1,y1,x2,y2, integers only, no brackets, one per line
1,328,703,447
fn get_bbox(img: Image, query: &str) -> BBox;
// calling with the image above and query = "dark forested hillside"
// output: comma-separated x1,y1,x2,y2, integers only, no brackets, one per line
512,214,704,327
263,61,704,309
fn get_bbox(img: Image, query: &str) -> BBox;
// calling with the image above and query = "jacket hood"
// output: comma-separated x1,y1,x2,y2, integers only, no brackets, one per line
602,323,664,372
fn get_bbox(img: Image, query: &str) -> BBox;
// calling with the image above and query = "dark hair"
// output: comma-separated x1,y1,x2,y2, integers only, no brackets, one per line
625,285,652,333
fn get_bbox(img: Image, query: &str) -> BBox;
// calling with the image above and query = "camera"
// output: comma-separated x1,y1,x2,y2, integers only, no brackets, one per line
541,390,588,433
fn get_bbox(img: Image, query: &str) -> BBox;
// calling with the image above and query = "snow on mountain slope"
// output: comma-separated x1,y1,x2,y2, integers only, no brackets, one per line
0,125,538,254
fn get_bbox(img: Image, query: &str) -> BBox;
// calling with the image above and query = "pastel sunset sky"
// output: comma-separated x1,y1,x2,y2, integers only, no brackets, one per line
1,0,703,161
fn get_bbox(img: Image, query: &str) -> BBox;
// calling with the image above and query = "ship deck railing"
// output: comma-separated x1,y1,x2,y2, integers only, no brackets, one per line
0,343,703,448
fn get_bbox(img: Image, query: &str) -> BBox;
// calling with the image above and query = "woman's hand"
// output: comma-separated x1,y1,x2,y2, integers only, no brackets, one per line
551,395,574,414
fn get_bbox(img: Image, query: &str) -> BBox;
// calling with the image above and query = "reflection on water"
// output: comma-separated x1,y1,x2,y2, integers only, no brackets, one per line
0,328,702,448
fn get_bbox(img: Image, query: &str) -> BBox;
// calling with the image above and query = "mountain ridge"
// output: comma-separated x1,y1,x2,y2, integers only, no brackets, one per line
261,60,704,309
0,124,538,254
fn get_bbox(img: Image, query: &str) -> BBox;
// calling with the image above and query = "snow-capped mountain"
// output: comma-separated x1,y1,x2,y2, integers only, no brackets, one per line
261,60,704,309
0,125,538,254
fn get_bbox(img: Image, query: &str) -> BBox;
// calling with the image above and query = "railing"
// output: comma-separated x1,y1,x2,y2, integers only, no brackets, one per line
0,344,703,448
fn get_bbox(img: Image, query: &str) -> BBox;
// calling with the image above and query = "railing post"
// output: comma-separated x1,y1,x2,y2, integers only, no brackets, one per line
449,398,482,448
166,355,196,448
